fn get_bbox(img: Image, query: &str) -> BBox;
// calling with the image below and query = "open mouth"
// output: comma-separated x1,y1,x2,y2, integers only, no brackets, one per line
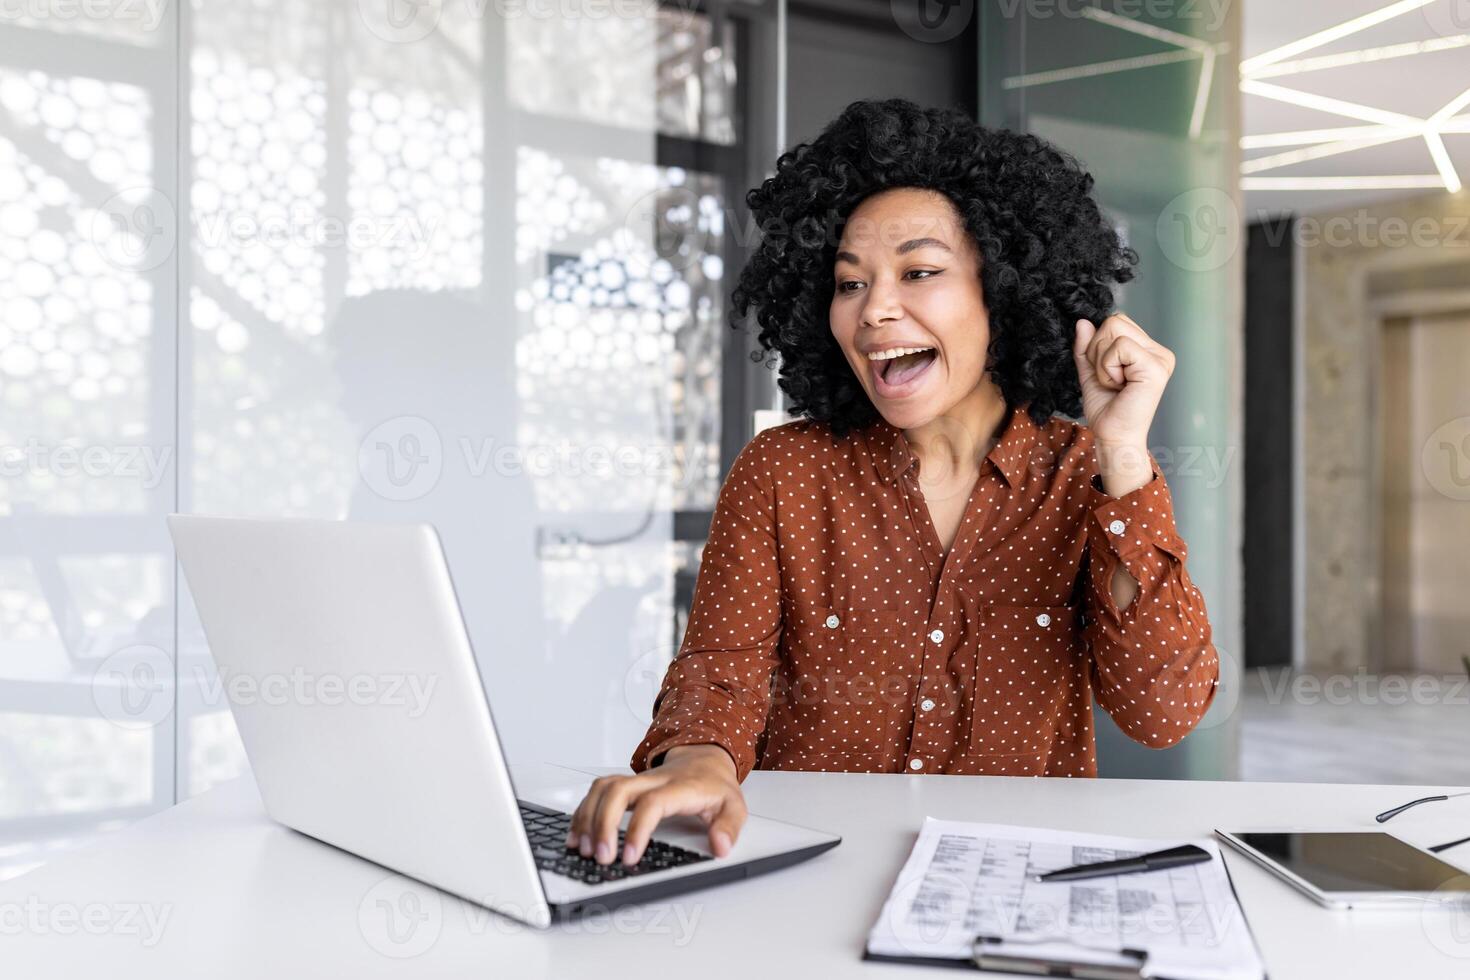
870,347,938,398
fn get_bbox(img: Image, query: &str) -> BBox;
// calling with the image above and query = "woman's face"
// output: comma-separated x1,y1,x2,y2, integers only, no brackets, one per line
829,187,992,431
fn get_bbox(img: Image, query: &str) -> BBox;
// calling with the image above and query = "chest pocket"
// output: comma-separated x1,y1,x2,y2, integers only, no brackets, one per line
779,599,911,725
969,603,1081,757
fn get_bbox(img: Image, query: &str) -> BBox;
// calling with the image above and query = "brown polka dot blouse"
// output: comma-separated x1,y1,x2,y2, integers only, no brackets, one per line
630,401,1220,780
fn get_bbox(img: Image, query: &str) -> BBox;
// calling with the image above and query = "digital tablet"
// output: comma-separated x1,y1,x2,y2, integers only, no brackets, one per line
1215,830,1470,909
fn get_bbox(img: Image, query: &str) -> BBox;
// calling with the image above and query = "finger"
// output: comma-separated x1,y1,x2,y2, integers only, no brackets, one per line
1073,318,1097,364
590,776,652,865
1086,318,1121,384
706,796,749,858
1099,314,1163,360
567,776,610,851
1095,337,1127,389
622,789,677,865
1100,336,1158,387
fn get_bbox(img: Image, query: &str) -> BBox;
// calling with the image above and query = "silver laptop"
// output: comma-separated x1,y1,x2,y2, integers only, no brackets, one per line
167,515,839,928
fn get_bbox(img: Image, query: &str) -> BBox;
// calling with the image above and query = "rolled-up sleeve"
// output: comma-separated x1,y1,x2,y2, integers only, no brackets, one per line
629,429,783,782
1080,453,1219,749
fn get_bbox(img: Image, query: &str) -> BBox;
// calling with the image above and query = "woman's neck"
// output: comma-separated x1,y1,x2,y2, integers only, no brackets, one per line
903,380,1009,479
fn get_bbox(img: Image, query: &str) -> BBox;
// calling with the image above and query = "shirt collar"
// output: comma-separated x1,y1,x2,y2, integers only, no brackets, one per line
864,402,1040,489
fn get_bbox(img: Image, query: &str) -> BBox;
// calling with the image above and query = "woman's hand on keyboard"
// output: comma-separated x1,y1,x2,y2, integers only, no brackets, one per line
567,744,746,866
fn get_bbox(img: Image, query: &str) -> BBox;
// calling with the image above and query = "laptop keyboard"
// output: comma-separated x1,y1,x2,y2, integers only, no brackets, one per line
518,801,712,886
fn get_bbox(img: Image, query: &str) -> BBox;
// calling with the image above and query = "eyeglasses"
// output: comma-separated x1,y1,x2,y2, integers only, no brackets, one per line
1375,791,1470,853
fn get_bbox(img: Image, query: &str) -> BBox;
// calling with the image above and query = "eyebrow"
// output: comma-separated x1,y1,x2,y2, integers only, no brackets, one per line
834,237,953,266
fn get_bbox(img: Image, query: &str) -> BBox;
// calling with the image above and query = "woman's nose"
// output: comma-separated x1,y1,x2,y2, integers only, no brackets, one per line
861,280,903,326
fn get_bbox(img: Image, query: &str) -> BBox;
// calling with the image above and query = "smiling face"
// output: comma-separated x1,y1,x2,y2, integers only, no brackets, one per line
829,187,994,431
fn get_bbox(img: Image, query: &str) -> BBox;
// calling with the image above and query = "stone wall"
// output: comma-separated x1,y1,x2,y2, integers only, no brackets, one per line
1300,189,1470,669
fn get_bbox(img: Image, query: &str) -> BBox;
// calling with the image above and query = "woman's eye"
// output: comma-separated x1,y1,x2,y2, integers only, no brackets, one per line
836,270,939,293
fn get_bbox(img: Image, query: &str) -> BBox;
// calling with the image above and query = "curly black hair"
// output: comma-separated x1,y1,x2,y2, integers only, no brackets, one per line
731,98,1138,440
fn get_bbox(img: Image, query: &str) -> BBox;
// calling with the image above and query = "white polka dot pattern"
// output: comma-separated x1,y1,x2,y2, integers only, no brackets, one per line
629,402,1221,781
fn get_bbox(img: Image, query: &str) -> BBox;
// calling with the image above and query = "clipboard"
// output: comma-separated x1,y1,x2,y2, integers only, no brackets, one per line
863,818,1269,980
865,936,1151,978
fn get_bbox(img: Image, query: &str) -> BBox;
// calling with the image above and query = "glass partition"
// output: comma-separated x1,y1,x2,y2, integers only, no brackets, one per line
980,0,1244,779
0,0,779,876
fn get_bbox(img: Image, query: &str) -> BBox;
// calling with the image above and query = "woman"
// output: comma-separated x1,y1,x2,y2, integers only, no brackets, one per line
569,98,1219,869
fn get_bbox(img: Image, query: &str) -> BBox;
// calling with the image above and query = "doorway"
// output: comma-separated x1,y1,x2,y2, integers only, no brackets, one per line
1376,307,1470,674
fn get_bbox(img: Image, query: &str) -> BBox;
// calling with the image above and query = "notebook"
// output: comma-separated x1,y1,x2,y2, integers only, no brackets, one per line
864,818,1266,980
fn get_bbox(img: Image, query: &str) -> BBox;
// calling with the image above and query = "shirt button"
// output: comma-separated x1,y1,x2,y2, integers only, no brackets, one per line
909,758,924,771
920,698,936,712
928,628,944,643
1035,613,1052,627
825,614,840,628
1108,519,1127,536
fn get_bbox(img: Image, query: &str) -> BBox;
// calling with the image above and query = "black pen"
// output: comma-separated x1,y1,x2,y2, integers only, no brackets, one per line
1033,844,1212,883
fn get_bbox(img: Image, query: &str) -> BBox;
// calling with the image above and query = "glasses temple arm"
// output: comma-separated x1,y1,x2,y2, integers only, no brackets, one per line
1376,795,1450,823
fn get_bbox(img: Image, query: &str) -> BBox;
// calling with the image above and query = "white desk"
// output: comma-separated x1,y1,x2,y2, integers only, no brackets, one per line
5,770,1470,977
